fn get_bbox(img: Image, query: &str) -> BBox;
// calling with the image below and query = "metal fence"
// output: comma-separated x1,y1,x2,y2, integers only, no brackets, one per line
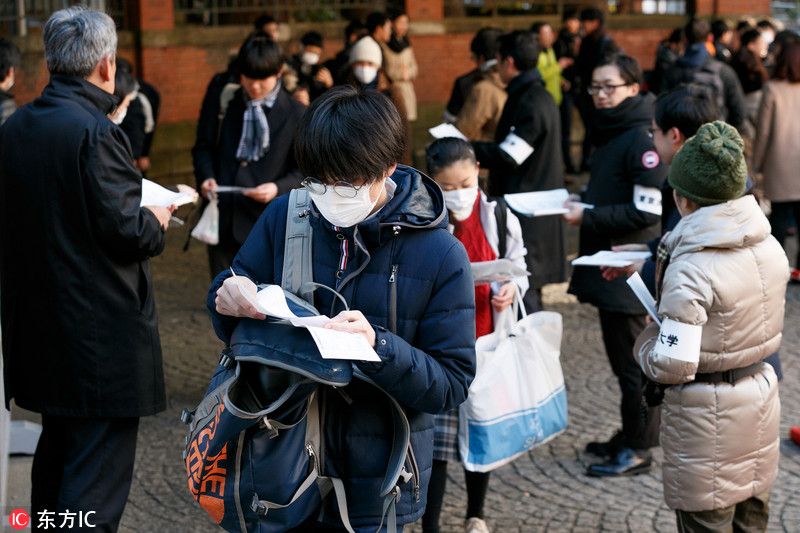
444,0,687,17
173,0,387,26
0,0,126,37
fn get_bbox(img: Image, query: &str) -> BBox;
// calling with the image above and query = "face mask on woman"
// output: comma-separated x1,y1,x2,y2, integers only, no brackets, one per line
311,179,386,228
301,52,320,66
442,186,479,221
353,65,378,85
111,106,127,125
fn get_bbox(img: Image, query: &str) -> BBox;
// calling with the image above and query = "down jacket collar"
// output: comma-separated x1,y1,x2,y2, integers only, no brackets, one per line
44,72,119,116
308,165,448,246
666,195,770,258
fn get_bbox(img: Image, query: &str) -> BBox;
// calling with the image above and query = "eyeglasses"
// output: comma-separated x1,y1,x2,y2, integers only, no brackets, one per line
301,177,365,198
587,83,631,96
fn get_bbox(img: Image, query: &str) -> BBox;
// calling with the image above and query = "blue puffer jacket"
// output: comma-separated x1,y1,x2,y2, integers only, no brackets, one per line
207,165,477,527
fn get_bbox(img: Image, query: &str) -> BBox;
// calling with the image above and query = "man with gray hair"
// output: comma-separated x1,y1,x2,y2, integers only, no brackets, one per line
0,7,173,531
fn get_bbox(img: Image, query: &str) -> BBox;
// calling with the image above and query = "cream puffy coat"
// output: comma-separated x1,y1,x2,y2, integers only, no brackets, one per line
634,195,788,512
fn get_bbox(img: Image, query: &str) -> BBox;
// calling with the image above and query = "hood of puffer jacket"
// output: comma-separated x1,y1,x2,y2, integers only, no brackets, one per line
666,195,771,258
592,92,656,144
308,164,448,247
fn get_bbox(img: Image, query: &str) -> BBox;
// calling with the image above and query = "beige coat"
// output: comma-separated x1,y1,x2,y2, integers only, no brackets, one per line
634,195,788,512
382,43,418,121
454,69,507,142
753,80,800,201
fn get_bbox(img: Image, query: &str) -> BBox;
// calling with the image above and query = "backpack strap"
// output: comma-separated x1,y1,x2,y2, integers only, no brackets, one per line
282,188,315,305
492,196,508,259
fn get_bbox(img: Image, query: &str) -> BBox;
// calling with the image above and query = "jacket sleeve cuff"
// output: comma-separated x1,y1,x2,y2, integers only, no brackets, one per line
355,326,390,373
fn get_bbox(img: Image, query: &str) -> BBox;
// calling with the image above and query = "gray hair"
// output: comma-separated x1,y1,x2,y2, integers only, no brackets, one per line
44,7,117,78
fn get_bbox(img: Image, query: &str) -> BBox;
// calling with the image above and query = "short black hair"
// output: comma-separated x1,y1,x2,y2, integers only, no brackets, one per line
667,27,685,45
737,21,754,33
294,86,406,185
301,31,323,48
345,19,365,41
580,7,604,25
595,53,643,85
470,27,503,61
562,9,578,22
387,9,407,22
116,56,133,75
253,14,275,31
739,28,762,48
0,38,20,80
655,84,717,139
756,19,776,31
497,30,539,72
711,19,729,40
685,18,711,44
425,137,477,177
366,12,388,34
236,33,283,79
114,68,136,101
530,22,551,35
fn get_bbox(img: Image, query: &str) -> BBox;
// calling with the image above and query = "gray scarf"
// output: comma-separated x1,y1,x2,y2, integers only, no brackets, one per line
235,79,282,162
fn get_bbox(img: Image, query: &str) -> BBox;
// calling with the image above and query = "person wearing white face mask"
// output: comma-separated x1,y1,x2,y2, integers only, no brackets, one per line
0,38,21,126
422,137,528,533
286,31,334,106
209,86,477,532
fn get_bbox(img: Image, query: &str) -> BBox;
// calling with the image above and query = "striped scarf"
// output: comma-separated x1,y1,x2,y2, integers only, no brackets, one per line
235,79,281,162
654,231,672,303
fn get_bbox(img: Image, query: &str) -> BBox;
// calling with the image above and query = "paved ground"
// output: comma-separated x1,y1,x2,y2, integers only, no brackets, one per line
6,202,800,533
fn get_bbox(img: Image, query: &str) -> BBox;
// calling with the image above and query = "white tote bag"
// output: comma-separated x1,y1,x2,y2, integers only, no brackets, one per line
190,197,219,245
458,296,567,472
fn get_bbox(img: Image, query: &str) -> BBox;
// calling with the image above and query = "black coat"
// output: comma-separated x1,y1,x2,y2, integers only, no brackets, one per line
0,74,167,417
568,93,667,313
192,83,305,247
474,69,567,289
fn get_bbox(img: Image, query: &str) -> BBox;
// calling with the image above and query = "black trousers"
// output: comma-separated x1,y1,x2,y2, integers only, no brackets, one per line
560,90,576,168
769,200,800,267
31,415,139,533
598,310,660,451
575,94,595,167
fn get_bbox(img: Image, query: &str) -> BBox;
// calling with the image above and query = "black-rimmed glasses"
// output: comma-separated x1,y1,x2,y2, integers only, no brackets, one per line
587,83,631,96
301,177,365,199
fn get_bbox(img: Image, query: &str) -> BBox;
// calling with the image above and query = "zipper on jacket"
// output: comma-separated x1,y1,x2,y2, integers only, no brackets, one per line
407,443,420,502
389,264,398,334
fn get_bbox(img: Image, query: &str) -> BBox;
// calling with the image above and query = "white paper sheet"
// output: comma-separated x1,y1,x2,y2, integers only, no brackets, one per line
571,250,652,267
305,326,381,362
141,179,195,208
504,189,594,217
626,272,661,326
470,259,530,285
428,122,468,141
229,270,380,361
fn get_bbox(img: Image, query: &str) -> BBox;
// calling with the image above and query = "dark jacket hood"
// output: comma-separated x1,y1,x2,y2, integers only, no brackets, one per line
592,92,655,144
44,73,119,116
310,165,448,245
677,43,712,69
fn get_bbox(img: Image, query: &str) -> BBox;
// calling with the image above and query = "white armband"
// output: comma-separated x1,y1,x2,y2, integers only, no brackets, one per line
653,317,702,363
499,131,534,165
633,184,662,216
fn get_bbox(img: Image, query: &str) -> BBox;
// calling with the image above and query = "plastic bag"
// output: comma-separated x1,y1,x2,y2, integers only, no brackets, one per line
458,296,567,472
190,198,219,245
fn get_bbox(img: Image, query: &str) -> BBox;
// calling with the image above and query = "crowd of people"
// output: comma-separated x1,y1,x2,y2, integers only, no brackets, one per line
0,5,798,533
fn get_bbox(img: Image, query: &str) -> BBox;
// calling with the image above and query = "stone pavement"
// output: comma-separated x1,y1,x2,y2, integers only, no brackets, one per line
6,222,800,533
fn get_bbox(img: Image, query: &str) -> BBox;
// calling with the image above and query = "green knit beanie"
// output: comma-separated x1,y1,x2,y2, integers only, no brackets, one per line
668,121,747,206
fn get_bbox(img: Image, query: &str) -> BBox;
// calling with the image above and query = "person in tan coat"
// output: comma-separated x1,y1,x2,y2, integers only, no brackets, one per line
454,64,506,142
753,40,800,269
383,10,419,122
634,121,788,532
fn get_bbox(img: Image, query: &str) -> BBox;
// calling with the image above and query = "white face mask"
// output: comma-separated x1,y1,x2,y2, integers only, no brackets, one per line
353,65,378,85
111,106,127,125
301,52,320,66
311,179,385,228
442,186,479,221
